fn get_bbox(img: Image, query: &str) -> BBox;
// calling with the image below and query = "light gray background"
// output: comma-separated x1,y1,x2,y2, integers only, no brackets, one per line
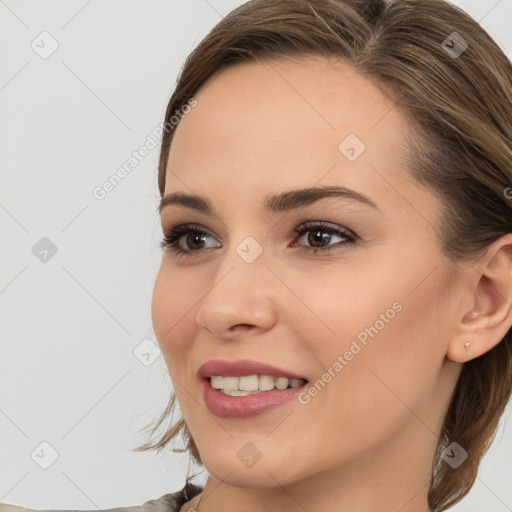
1,0,511,510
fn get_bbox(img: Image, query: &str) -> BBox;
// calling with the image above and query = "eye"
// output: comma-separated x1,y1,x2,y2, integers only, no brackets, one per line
159,221,358,259
292,221,357,253
160,224,220,258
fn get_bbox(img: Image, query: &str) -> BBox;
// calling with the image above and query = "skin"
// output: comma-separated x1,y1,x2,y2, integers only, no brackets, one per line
151,56,512,512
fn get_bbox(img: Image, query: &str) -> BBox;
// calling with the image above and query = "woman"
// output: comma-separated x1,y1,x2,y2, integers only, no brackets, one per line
3,0,511,511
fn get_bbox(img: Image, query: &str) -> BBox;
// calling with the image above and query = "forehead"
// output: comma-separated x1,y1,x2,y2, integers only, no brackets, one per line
165,56,424,213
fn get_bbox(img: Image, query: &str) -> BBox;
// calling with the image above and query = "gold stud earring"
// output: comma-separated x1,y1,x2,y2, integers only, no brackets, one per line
464,341,471,352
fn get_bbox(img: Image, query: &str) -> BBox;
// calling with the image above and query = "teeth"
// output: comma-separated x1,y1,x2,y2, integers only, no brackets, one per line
259,375,275,391
220,376,239,391
222,389,258,396
289,378,304,388
210,374,307,393
239,375,259,391
275,377,289,390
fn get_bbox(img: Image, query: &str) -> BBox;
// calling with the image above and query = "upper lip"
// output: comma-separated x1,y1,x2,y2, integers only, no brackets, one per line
198,359,308,381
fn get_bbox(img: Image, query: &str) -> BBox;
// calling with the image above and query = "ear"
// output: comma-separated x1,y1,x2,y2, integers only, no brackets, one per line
447,233,512,363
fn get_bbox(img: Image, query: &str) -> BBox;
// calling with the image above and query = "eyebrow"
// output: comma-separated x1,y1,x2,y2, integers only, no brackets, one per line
158,185,380,215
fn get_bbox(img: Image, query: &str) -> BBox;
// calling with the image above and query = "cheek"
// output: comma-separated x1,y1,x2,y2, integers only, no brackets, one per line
284,263,401,360
291,263,446,435
151,266,198,370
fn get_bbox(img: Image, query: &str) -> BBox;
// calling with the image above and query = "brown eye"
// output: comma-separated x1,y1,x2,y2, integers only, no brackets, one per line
293,222,357,253
160,224,221,257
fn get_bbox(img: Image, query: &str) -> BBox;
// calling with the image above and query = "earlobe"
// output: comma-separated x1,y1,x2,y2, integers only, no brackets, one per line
446,234,512,363
448,339,473,363
446,337,477,364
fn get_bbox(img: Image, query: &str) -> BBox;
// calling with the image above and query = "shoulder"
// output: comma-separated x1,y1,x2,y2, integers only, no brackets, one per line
0,482,204,512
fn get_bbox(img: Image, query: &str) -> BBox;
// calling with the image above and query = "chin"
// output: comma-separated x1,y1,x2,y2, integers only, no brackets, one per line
200,449,297,488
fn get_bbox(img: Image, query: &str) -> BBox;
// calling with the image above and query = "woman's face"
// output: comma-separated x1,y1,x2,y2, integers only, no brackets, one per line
152,56,464,495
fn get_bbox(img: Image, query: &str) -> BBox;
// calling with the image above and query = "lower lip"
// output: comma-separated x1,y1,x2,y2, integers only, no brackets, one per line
202,378,307,418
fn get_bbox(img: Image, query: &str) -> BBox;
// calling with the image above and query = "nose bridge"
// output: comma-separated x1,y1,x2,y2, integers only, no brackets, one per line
195,235,277,336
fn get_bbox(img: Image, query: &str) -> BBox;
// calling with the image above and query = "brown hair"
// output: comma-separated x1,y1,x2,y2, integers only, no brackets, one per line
134,1,512,510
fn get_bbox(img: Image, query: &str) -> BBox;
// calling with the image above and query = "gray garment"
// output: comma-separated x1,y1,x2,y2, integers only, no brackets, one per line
0,483,204,512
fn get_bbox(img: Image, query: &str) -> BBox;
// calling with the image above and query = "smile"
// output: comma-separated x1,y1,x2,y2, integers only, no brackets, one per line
210,375,307,396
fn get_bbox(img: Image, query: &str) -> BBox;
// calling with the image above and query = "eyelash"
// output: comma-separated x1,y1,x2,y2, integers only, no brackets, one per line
159,222,358,259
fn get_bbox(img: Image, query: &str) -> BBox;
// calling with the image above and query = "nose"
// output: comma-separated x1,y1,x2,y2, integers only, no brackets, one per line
195,256,278,340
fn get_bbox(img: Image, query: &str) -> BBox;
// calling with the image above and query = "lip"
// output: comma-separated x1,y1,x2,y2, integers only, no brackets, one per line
198,359,309,419
197,358,308,380
201,378,308,418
